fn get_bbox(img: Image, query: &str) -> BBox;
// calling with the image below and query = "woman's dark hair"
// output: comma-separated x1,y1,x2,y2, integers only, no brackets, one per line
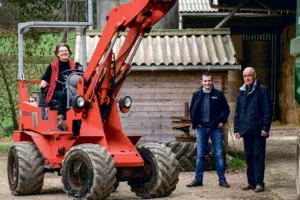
54,43,72,58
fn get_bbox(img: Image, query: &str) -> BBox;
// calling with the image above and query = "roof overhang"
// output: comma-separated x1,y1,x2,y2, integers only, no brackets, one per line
74,29,240,71
209,0,295,14
178,0,295,15
179,12,284,18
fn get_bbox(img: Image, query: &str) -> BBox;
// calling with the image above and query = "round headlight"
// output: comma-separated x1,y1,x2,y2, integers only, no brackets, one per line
76,96,85,108
123,96,132,108
119,96,132,113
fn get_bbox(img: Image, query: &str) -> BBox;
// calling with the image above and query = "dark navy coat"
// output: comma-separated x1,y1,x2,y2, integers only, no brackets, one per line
234,79,272,137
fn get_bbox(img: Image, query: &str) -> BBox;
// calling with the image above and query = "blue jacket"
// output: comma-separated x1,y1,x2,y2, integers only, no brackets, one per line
189,86,230,130
234,79,272,137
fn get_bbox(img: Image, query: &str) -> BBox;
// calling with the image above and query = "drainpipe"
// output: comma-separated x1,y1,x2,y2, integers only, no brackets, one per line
88,0,93,30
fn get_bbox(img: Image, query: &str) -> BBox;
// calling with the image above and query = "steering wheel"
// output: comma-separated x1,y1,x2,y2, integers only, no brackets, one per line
56,69,84,85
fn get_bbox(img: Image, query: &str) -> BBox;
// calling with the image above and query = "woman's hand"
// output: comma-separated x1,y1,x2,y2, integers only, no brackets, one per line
39,80,48,88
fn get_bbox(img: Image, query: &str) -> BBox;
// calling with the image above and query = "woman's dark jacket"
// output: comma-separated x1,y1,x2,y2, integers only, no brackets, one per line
190,86,230,130
234,79,272,137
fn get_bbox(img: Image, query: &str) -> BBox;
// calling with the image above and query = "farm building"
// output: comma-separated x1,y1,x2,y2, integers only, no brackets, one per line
74,28,240,141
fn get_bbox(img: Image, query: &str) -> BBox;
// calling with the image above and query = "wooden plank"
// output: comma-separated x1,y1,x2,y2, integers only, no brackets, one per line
170,116,191,120
121,120,172,125
122,80,223,89
127,106,184,112
122,128,182,135
172,127,189,130
171,119,191,122
121,117,172,123
127,101,189,106
120,87,197,94
172,124,190,128
122,111,185,117
171,121,190,124
119,93,192,100
122,80,201,88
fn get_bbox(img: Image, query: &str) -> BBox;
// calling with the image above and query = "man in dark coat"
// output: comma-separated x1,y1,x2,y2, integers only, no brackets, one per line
187,72,230,188
234,67,272,193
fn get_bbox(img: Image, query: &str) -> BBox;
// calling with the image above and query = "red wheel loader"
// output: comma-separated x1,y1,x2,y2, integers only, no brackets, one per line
7,0,180,199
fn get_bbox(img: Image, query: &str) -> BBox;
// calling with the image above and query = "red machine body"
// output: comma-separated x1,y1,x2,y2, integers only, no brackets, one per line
15,0,177,169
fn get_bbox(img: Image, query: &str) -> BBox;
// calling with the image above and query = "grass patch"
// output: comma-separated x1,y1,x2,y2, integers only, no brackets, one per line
227,157,246,171
0,136,12,142
0,145,10,153
227,150,246,171
0,132,12,142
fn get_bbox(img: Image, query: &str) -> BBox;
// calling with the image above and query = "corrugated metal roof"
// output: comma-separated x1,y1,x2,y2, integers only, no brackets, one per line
74,29,236,66
179,0,218,13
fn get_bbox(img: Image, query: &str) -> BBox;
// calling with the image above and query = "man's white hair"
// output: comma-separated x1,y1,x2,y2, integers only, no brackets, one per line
243,67,256,75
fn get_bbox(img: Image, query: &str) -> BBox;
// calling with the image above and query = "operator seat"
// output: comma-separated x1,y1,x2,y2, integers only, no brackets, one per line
47,73,81,110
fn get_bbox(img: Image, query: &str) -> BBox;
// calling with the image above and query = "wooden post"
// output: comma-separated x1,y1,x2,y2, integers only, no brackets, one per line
184,102,189,117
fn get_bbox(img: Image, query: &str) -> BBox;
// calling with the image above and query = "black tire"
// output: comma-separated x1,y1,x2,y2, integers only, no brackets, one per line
113,180,120,192
164,141,215,171
61,144,116,200
296,133,300,199
7,142,45,195
206,142,215,170
128,143,180,199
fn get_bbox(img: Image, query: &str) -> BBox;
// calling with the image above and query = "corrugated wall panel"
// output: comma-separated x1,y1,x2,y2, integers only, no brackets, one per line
179,0,218,13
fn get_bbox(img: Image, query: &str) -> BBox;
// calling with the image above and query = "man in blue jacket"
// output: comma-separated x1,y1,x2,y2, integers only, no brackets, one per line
187,72,230,188
234,67,272,193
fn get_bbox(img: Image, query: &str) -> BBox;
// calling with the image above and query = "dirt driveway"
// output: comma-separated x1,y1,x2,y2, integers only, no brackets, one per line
0,126,298,200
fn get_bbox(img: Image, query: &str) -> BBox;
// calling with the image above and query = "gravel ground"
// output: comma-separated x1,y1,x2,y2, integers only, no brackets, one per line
0,126,298,200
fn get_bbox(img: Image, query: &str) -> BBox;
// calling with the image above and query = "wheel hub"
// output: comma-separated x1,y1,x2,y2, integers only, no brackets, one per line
69,159,88,190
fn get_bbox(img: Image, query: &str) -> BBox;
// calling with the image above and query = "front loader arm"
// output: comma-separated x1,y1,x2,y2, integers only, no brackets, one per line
82,0,177,104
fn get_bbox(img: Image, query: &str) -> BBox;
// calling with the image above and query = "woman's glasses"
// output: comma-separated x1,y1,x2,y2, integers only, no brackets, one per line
58,50,69,53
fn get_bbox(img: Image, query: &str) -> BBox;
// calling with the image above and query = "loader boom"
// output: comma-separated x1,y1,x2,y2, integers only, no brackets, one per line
83,0,177,105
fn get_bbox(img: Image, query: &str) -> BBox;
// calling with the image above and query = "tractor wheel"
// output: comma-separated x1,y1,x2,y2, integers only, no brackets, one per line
7,142,45,195
163,141,215,171
61,144,116,200
128,143,180,199
113,180,119,192
296,133,300,199
206,142,215,170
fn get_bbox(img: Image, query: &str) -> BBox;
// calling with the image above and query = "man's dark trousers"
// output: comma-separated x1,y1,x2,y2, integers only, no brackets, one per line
195,127,225,182
243,134,266,188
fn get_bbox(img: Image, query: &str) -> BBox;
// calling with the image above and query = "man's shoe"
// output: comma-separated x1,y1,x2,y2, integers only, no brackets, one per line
242,185,254,191
219,180,230,188
254,185,264,193
186,180,203,187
